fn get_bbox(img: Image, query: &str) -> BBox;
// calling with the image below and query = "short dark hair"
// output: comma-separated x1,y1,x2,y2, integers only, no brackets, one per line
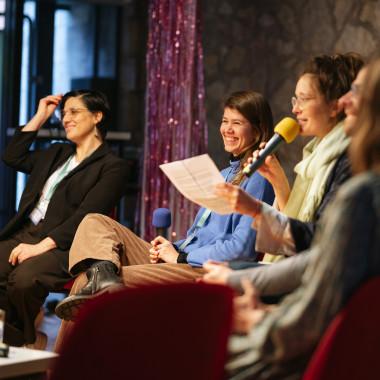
60,90,111,140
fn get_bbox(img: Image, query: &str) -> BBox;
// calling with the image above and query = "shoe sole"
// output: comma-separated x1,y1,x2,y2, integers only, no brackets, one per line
55,283,125,321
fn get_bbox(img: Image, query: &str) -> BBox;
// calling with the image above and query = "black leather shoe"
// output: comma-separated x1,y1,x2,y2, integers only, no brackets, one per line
55,261,125,321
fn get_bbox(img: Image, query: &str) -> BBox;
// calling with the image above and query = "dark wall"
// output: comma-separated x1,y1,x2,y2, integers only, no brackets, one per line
201,0,380,182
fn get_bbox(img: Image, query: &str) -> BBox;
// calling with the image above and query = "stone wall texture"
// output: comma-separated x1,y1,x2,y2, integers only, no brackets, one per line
201,0,380,182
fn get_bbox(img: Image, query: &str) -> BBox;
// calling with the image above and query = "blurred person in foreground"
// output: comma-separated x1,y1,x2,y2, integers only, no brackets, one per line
208,57,379,379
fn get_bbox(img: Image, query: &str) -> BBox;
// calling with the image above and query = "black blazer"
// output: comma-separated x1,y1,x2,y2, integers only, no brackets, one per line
1,127,129,257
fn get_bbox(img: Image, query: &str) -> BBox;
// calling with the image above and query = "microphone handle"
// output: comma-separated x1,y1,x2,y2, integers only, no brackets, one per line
243,134,285,177
155,227,167,239
155,227,168,263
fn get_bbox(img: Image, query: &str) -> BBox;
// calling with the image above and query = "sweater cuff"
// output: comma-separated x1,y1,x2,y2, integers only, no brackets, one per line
177,252,188,263
255,203,296,256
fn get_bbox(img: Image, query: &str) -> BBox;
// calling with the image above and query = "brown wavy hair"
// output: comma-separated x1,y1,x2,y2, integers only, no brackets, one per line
222,91,274,185
350,55,380,174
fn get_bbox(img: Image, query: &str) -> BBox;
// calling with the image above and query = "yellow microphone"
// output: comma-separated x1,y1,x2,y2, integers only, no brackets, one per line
243,117,299,177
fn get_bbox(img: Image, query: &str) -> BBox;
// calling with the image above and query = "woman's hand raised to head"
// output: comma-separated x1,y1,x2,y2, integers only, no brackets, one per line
38,94,63,117
249,142,291,211
214,182,263,220
22,94,63,132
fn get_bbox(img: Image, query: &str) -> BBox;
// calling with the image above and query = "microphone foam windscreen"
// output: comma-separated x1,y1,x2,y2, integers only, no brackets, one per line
152,208,172,228
274,117,299,143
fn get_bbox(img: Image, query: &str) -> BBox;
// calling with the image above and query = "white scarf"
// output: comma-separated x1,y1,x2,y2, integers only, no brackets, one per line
284,122,350,221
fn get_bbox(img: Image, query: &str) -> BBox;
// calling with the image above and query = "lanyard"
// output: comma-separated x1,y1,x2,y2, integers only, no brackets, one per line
179,209,212,250
179,166,236,250
45,154,76,201
29,153,77,225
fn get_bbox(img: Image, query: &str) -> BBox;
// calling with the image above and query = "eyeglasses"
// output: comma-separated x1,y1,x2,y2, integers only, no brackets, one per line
59,107,89,121
291,96,317,110
350,83,361,97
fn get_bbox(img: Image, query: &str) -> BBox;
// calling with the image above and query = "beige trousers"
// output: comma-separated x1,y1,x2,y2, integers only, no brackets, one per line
54,213,205,352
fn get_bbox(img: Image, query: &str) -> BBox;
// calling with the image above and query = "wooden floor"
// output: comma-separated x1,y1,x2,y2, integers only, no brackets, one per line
39,293,66,352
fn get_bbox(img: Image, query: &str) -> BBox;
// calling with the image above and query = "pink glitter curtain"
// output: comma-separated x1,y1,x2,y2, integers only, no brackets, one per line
139,0,208,241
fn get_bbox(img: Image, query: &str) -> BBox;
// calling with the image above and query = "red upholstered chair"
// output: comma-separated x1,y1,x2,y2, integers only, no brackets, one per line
302,276,380,380
60,278,75,292
49,282,233,380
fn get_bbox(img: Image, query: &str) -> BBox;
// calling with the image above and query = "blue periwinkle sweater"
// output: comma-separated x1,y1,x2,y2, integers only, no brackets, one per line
173,159,275,267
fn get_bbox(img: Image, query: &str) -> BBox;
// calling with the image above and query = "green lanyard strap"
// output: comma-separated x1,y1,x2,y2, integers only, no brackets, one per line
45,154,76,201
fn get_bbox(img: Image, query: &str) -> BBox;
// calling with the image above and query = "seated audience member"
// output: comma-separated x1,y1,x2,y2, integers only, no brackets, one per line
210,56,380,379
0,90,128,349
204,62,368,295
54,91,276,322
245,53,363,264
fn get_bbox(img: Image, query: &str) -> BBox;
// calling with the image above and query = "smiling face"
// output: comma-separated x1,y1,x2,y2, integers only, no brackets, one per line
220,107,257,156
61,97,102,144
292,74,341,139
339,68,367,136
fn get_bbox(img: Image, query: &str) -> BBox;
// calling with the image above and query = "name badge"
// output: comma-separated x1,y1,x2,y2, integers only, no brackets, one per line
29,206,44,225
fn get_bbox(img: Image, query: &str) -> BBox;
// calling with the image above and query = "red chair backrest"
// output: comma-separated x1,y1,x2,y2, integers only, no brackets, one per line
302,276,380,380
50,282,233,380
61,278,75,290
108,207,118,221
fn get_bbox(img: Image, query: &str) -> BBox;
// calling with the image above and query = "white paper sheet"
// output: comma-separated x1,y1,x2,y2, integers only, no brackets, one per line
159,154,234,214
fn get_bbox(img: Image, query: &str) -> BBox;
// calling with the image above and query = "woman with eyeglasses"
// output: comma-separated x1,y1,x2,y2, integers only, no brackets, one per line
218,54,380,380
208,54,364,271
0,90,128,349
